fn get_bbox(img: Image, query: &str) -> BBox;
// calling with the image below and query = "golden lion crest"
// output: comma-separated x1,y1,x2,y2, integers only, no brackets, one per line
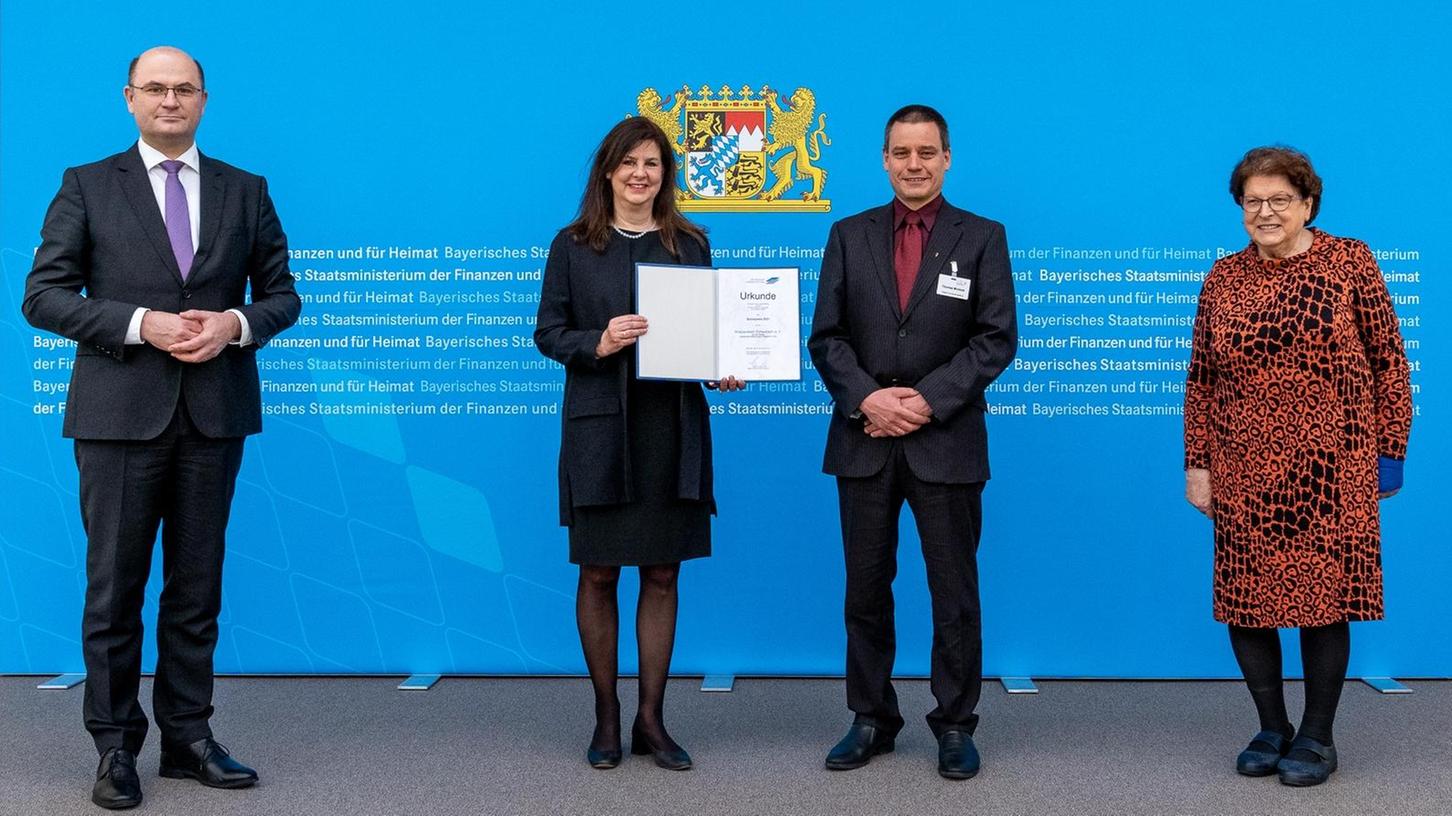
634,84,831,212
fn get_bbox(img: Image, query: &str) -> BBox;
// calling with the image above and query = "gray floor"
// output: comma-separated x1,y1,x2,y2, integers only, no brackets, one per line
2,676,1449,815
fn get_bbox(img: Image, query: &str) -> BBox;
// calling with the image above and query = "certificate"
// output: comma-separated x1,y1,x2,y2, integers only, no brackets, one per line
635,263,801,381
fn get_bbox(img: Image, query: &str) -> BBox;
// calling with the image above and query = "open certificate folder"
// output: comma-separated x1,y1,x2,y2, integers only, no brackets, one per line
635,263,802,382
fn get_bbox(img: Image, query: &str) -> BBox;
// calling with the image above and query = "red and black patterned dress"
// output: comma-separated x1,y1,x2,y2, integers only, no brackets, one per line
1184,229,1412,628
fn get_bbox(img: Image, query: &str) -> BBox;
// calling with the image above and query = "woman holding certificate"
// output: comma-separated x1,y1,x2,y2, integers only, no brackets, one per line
534,117,744,771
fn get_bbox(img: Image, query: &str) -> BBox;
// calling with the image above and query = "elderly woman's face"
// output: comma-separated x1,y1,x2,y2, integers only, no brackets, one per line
1241,174,1313,259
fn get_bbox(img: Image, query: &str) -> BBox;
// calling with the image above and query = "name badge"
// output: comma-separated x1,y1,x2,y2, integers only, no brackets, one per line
936,273,971,300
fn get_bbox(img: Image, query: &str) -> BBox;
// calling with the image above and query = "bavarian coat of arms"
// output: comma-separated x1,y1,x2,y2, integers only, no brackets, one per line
634,84,831,212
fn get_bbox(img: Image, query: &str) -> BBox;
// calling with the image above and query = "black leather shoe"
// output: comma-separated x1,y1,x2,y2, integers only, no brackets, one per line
159,738,258,788
630,720,692,771
1236,729,1293,776
937,730,980,780
825,723,896,770
587,742,622,769
1277,735,1337,787
586,718,622,769
92,748,142,810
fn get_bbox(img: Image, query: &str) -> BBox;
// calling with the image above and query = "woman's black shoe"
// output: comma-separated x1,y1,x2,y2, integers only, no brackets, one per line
631,720,692,770
1236,729,1293,776
586,721,622,769
586,744,622,769
1277,735,1337,786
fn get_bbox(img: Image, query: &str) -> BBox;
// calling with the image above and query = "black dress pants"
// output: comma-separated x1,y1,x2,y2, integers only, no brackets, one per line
74,404,244,754
837,443,984,737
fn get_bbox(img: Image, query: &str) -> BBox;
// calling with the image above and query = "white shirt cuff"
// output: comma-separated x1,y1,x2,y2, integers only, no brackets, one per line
228,309,253,346
126,308,149,344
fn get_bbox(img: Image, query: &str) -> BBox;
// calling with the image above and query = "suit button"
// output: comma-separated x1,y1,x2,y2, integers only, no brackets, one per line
183,291,192,299
897,328,908,338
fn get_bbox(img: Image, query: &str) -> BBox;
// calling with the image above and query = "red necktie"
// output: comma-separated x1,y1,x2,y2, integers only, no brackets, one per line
894,211,923,311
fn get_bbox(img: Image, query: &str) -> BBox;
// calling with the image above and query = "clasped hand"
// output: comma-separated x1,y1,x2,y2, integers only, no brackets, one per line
141,309,240,363
860,387,932,437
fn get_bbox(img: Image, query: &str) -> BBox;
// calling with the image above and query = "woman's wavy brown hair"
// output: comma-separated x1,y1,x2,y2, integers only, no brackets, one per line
566,117,706,259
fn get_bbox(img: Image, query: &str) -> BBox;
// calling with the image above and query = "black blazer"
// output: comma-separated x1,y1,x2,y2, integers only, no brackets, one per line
22,146,301,440
534,228,715,525
808,199,1017,483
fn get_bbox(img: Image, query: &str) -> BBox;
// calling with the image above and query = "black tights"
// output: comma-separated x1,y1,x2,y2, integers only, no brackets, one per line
1228,622,1350,751
576,563,683,751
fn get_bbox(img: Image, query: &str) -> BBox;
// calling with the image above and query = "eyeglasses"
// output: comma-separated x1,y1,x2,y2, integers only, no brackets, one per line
1240,194,1301,213
128,84,204,101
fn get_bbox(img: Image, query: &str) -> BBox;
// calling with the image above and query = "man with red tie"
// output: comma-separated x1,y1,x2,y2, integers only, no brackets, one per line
808,104,1017,780
23,46,300,809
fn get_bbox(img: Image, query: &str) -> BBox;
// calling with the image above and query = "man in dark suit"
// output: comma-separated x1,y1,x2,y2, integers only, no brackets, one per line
808,104,1017,780
22,46,300,809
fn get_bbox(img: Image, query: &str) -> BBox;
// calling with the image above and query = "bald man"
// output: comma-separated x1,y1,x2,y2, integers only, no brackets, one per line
23,46,299,809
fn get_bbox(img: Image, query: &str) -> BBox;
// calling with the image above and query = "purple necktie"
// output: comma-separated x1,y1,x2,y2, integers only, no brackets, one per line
160,159,194,279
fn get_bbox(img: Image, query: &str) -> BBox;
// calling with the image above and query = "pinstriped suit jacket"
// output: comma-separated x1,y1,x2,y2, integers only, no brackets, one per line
807,198,1017,483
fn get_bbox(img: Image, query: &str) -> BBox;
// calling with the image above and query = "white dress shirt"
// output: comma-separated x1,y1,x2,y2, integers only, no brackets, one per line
125,139,252,346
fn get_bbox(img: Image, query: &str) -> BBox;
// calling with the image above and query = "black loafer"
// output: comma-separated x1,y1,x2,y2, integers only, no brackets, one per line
587,744,622,769
825,723,896,770
1277,735,1337,787
630,720,692,771
92,748,142,810
159,738,258,788
937,730,980,780
1236,729,1293,776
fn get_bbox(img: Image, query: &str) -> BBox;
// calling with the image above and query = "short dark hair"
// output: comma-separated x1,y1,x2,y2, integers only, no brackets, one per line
1229,145,1323,224
128,51,205,88
883,104,949,152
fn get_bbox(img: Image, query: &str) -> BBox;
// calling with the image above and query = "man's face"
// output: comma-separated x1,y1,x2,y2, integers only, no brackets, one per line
125,49,207,149
883,120,950,208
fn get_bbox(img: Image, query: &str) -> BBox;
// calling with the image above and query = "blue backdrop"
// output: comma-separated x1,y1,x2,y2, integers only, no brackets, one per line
2,0,1447,677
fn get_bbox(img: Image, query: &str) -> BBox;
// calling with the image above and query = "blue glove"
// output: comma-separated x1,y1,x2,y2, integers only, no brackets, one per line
1378,456,1404,494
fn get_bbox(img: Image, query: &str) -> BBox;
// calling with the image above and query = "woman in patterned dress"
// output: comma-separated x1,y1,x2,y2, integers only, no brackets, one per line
1184,146,1412,786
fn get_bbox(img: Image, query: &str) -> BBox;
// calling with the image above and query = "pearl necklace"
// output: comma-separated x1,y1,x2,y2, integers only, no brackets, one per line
612,222,657,239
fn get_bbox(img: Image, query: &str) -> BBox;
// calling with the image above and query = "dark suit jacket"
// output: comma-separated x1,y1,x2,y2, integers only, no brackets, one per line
534,229,715,525
808,198,1017,483
22,145,301,440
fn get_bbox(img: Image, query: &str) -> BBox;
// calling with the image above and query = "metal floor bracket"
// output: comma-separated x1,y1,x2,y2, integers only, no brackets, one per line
398,674,442,691
1361,676,1412,694
701,674,735,692
999,676,1039,694
37,673,86,690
